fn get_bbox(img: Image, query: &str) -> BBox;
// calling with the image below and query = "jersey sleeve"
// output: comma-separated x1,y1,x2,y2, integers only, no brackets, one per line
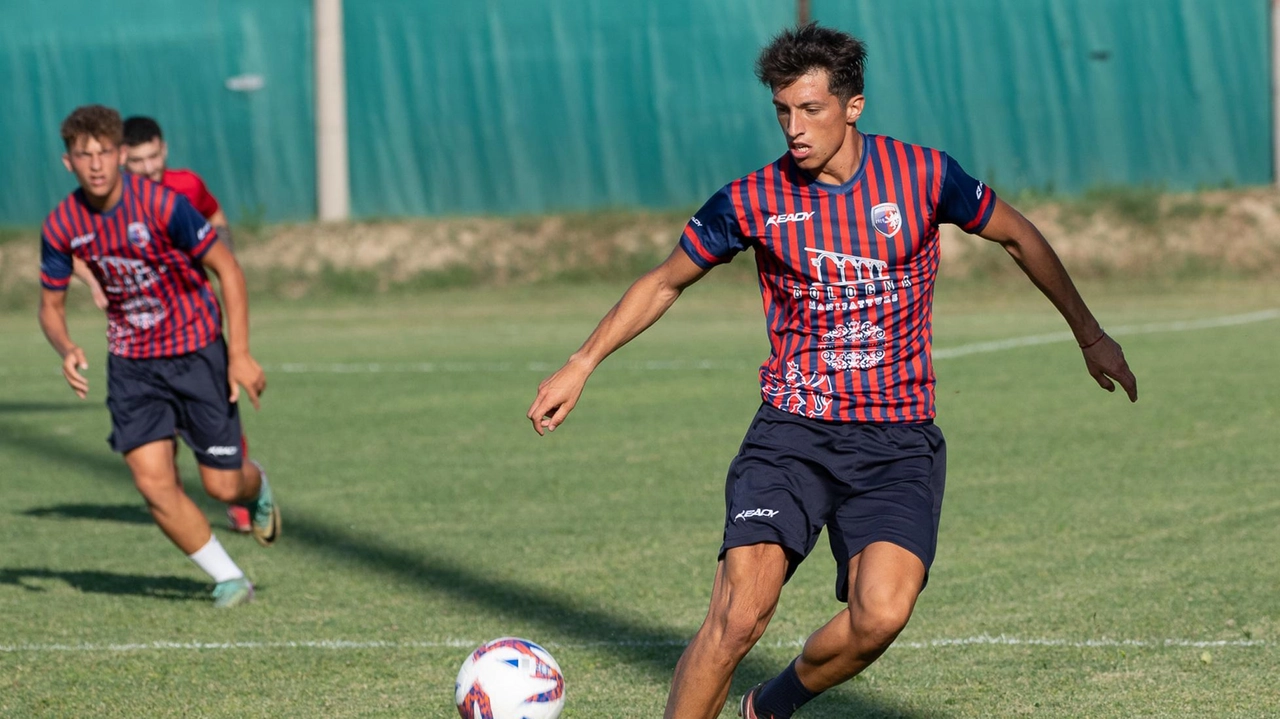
936,153,997,233
678,186,750,269
39,230,73,291
188,174,221,219
167,193,219,258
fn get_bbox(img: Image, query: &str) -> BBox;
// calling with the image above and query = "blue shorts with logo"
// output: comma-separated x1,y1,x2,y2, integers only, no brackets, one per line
106,337,244,470
720,403,947,602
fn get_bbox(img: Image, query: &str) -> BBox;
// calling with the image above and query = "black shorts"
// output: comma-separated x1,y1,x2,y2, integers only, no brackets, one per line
720,403,947,602
106,337,244,471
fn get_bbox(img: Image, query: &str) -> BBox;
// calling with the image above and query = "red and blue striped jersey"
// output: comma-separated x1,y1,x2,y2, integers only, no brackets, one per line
40,172,223,359
679,134,996,423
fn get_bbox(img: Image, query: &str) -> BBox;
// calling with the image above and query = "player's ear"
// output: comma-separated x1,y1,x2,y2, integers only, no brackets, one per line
62,153,72,173
845,94,865,125
117,144,128,168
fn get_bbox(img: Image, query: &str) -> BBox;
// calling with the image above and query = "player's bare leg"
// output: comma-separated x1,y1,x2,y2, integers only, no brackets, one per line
199,460,261,506
664,543,789,719
794,542,924,689
203,458,280,546
743,542,924,717
126,439,211,553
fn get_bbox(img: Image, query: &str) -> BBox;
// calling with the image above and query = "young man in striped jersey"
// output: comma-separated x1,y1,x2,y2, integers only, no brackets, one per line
72,115,253,534
38,105,281,608
528,24,1137,718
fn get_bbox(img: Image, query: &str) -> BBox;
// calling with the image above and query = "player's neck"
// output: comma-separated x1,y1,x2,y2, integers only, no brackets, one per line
82,178,124,213
813,128,864,186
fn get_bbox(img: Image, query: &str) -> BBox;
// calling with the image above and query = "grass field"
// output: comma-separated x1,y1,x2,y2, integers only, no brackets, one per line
1,274,1277,717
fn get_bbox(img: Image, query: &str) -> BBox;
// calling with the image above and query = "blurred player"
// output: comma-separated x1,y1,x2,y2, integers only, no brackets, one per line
528,24,1137,718
38,105,281,608
75,115,254,533
70,116,233,310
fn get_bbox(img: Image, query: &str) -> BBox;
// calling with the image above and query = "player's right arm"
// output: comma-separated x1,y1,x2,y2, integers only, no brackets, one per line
38,231,90,398
527,187,750,435
527,249,709,435
39,289,90,399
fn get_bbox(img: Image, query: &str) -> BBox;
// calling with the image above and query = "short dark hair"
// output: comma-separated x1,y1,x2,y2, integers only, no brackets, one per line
755,23,867,101
60,105,123,149
122,116,163,146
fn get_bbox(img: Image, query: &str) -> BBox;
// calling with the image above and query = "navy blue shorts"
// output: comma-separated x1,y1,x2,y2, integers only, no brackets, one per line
106,337,244,470
720,403,947,603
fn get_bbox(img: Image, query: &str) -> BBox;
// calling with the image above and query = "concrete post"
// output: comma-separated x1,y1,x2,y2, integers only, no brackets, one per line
315,0,350,220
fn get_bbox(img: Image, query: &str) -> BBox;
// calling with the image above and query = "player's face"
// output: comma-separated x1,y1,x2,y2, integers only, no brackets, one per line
772,69,864,183
124,138,167,183
62,135,126,202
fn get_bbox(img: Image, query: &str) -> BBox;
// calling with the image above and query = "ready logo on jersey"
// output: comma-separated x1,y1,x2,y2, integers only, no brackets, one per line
766,211,816,227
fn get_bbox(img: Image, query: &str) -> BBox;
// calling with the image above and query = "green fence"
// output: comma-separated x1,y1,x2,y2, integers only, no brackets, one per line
0,0,314,225
0,0,1269,225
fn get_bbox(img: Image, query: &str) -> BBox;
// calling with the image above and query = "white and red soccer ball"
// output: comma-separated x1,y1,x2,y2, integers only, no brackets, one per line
455,637,565,719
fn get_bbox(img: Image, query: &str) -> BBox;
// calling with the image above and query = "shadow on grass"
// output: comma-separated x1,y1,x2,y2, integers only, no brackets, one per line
23,503,152,524
0,420,937,718
0,568,208,601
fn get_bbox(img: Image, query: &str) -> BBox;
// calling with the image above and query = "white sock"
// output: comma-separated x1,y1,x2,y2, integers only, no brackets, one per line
187,536,245,583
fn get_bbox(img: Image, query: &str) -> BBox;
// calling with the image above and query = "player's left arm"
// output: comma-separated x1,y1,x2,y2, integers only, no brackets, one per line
166,192,265,408
978,198,1138,401
201,241,265,409
207,208,233,250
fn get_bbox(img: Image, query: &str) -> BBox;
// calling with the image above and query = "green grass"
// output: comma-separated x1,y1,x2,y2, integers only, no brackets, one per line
1,275,1277,717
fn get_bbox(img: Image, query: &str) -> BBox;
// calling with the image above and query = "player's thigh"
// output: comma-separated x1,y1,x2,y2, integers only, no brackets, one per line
721,404,842,576
705,544,790,639
168,339,245,471
123,438,181,496
827,423,946,602
106,354,180,456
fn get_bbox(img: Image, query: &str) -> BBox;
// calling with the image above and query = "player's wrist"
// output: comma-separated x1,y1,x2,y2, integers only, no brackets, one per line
1078,330,1107,350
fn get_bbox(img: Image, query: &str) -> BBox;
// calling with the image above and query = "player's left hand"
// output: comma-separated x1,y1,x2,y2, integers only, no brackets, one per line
229,352,267,410
1082,333,1137,402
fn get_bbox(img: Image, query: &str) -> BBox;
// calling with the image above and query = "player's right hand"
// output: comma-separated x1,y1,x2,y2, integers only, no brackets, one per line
61,346,89,399
527,357,593,436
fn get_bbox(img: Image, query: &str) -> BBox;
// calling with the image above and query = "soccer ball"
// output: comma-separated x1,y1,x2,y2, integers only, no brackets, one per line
455,637,565,719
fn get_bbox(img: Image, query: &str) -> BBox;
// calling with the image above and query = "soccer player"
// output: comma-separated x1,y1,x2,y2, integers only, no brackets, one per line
38,105,281,608
73,115,254,534
527,24,1137,718
70,116,233,310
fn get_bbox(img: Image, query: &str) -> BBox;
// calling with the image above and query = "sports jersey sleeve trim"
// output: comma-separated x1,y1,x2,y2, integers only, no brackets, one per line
189,226,219,259
962,184,997,233
39,229,73,291
679,226,722,269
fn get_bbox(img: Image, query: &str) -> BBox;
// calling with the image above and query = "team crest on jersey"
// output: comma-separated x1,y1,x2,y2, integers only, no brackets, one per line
871,203,902,238
126,222,152,248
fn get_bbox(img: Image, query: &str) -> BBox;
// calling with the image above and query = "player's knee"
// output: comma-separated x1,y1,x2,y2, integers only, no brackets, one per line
132,470,180,502
848,593,914,653
199,468,244,503
202,477,241,503
708,599,774,657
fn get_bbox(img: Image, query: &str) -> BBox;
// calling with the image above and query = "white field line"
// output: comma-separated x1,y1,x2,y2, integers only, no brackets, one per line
0,308,1274,377
0,634,1269,653
269,307,1280,372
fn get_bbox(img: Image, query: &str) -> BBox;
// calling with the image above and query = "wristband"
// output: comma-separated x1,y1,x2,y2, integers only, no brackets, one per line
1079,332,1107,350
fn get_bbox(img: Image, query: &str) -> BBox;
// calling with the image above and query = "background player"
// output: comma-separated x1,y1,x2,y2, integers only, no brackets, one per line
528,23,1138,718
70,115,251,533
38,105,281,608
70,116,233,309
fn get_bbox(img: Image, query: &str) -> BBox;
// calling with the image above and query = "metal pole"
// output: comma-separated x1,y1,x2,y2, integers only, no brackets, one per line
1273,0,1280,188
315,0,350,221
798,0,811,26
